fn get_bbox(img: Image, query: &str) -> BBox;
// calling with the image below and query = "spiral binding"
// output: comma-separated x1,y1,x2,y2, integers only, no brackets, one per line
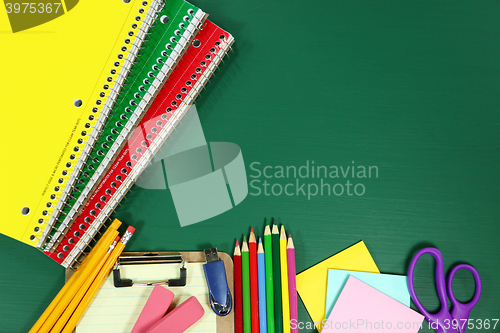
32,0,162,248
58,28,234,269
42,5,207,252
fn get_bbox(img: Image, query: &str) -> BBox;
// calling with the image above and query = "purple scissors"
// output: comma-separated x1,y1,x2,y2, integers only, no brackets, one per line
407,247,481,333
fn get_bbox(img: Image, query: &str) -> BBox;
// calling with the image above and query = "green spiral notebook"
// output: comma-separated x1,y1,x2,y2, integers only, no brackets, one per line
38,0,207,252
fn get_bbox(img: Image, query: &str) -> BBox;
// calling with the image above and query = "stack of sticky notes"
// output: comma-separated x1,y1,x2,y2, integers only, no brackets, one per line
296,241,424,333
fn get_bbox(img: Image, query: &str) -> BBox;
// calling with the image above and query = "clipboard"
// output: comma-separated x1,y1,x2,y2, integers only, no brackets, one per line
66,251,234,333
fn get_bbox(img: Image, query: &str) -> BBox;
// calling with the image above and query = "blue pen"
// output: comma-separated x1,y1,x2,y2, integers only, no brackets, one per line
257,238,267,333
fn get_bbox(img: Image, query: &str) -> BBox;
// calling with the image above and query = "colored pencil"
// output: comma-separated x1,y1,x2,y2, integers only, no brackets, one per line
272,223,283,333
280,225,290,333
234,240,243,333
242,237,251,333
257,238,267,333
287,234,298,333
264,223,275,333
249,228,260,333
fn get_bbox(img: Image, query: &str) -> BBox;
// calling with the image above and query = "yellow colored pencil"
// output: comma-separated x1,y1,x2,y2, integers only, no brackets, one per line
61,226,135,333
280,225,290,333
29,219,121,333
50,236,119,333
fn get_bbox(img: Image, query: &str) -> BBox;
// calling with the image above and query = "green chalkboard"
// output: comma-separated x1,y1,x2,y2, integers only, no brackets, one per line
1,0,499,332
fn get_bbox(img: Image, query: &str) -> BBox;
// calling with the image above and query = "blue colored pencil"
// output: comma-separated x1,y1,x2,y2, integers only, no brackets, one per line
257,238,267,333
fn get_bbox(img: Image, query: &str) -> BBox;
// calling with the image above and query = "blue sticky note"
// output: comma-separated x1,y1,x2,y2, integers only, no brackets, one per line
325,269,410,318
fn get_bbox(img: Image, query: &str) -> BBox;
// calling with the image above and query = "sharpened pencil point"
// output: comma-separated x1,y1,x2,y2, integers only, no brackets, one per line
236,239,239,247
242,239,249,252
264,224,271,235
234,241,241,256
243,235,247,242
280,225,286,240
249,229,256,243
257,238,264,253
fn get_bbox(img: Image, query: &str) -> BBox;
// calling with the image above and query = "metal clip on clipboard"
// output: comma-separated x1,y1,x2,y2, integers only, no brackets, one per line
113,253,187,288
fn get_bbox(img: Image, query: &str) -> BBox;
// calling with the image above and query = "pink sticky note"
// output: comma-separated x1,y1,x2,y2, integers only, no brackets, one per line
146,296,205,333
131,286,174,333
322,276,424,333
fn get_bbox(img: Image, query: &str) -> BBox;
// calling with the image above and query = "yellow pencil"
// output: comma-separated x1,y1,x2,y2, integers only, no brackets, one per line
61,226,135,333
39,228,120,333
280,225,290,333
41,229,119,333
29,219,121,333
50,236,119,333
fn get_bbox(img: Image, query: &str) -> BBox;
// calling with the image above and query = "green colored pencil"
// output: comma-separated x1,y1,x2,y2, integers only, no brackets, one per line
242,236,251,333
272,222,283,333
264,221,276,333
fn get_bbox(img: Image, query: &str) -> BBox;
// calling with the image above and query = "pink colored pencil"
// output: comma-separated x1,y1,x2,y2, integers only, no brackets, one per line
287,234,298,333
249,228,259,333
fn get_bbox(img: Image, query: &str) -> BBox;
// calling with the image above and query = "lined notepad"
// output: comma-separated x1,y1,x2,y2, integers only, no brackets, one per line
77,262,216,333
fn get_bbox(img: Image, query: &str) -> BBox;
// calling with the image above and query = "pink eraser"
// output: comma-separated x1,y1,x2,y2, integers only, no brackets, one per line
146,296,205,333
131,286,174,333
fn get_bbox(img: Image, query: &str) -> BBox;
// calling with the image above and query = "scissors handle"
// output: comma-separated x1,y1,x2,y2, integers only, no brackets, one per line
408,247,452,333
408,248,482,333
447,264,482,331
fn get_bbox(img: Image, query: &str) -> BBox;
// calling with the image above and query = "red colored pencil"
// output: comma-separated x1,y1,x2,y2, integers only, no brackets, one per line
249,228,260,333
234,240,243,333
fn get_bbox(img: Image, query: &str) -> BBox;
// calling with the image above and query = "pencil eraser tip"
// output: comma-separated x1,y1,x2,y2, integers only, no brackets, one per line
126,226,136,233
115,236,121,242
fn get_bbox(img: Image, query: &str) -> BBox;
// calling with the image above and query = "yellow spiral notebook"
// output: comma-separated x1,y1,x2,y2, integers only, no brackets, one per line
0,0,157,247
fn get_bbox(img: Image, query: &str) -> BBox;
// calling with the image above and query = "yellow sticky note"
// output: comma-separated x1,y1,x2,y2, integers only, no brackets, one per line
296,241,379,331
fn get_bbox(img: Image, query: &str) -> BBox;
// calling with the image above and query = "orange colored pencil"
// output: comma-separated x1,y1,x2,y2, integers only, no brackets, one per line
249,228,259,333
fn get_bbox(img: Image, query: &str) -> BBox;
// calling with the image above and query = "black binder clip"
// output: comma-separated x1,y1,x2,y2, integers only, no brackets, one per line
113,253,187,287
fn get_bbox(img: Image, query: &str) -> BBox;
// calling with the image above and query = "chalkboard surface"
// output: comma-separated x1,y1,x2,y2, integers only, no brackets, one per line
1,1,499,332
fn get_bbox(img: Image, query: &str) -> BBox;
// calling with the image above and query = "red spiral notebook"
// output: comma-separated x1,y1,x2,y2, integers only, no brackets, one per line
47,20,234,267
